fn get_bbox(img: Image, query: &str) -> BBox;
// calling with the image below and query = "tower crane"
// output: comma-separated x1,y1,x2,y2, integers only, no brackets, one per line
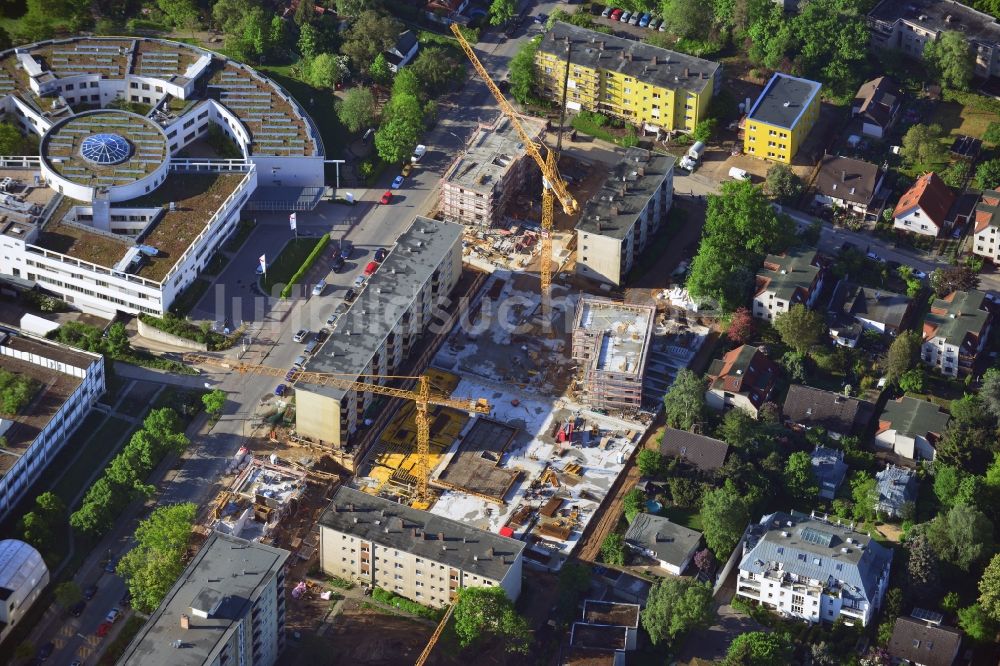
182,353,491,507
450,24,578,324
414,603,455,666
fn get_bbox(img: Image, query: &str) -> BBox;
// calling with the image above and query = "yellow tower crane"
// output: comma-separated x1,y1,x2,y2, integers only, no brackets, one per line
450,24,579,324
414,603,455,666
182,353,491,507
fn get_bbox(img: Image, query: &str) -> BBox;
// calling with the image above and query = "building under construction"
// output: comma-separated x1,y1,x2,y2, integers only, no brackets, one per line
439,115,546,227
210,455,309,542
571,298,655,413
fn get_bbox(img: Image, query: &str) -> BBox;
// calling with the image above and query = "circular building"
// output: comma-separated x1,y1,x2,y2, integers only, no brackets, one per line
0,539,49,644
40,110,170,202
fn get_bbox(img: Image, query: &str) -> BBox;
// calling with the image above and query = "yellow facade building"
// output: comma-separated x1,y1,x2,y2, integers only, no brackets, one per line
535,22,720,134
743,72,822,164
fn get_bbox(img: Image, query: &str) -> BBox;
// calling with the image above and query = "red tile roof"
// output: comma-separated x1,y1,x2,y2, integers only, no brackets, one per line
893,173,955,230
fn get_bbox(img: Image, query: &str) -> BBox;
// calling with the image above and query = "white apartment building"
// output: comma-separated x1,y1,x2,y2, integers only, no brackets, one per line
439,115,544,227
868,0,1000,80
294,217,464,467
752,247,826,322
920,290,992,378
0,331,104,522
737,511,893,627
117,532,289,666
575,148,674,287
972,189,1000,263
0,540,49,646
318,487,524,609
0,37,324,317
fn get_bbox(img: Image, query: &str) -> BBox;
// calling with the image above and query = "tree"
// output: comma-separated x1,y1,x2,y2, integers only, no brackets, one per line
930,265,979,296
508,37,540,105
54,581,81,608
791,0,869,93
369,53,391,85
453,587,530,653
488,0,516,25
307,53,348,90
0,122,31,155
924,504,995,570
157,0,199,29
668,477,705,508
748,4,794,70
979,553,1000,621
661,0,714,39
906,533,941,603
934,465,965,507
601,533,626,565
983,369,1000,421
337,87,376,134
375,114,421,164
898,367,926,394
636,449,663,477
693,548,715,574
764,163,803,203
118,503,197,613
717,408,759,449
641,578,713,645
336,0,374,15
555,562,590,624
850,472,878,522
727,307,755,344
884,331,921,384
201,389,226,416
692,118,716,144
985,122,1000,147
623,488,645,523
340,11,401,74
784,451,818,500
773,304,825,356
974,158,1000,190
663,369,706,431
20,492,66,557
410,48,461,96
701,481,749,556
924,31,974,90
958,603,997,642
901,124,946,168
723,631,794,666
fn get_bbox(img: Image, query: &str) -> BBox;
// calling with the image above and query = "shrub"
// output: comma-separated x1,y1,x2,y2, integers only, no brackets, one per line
280,234,330,298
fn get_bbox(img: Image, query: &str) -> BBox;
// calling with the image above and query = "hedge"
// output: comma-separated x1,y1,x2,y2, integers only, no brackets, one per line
138,313,239,351
280,233,330,299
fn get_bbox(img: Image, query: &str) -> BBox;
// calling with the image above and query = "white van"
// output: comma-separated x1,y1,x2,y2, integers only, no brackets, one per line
729,167,750,181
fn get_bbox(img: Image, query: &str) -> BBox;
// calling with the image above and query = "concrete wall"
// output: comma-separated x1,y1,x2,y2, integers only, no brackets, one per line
136,318,208,351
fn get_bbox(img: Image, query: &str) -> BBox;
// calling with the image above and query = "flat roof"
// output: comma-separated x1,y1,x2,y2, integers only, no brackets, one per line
116,532,289,666
574,297,654,377
442,115,544,193
318,486,525,582
298,217,463,402
570,622,627,651
539,22,721,95
436,417,520,501
576,147,675,240
747,72,822,130
582,600,640,628
870,0,1000,45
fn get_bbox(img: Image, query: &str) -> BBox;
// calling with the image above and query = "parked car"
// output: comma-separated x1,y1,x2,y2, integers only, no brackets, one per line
293,355,306,368
658,19,667,31
649,17,662,29
391,175,404,189
639,13,651,27
315,329,329,343
411,144,427,162
619,10,631,21
344,288,357,303
70,661,83,666
912,269,928,279
364,261,379,277
292,329,309,343
610,8,623,19
630,12,641,24
326,312,340,327
311,280,326,296
728,167,750,181
601,6,613,17
331,255,345,272
401,163,413,177
274,384,287,397
379,190,392,205
37,642,53,661
105,608,121,624
340,240,353,260
866,250,884,262
533,13,546,23
952,226,964,238
96,622,111,638
284,369,296,382
374,247,388,262
104,557,116,574
69,600,86,617
83,585,98,600
353,275,366,289
304,339,318,354
334,303,348,317
255,263,264,275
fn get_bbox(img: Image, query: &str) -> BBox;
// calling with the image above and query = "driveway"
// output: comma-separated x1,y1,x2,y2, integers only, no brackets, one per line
676,603,769,663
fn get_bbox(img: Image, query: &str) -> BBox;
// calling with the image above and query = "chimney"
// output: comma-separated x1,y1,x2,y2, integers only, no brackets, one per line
438,532,445,541
841,170,847,183
637,166,645,176
180,614,190,630
610,204,619,216
626,51,632,62
651,55,658,65
684,67,689,77
599,40,605,50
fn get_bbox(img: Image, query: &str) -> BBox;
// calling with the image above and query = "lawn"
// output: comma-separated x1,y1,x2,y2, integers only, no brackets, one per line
51,416,132,506
930,100,995,140
261,237,324,293
661,505,704,532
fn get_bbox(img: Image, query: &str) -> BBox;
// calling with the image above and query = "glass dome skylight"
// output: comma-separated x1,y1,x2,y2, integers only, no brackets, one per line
80,133,132,165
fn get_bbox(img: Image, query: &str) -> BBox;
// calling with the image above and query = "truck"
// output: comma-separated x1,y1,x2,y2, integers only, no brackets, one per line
687,141,706,162
411,144,427,162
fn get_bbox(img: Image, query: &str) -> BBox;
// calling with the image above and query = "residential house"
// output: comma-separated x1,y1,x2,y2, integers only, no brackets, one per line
827,281,914,347
736,511,893,626
867,0,1000,80
888,615,963,666
623,513,702,575
813,155,885,217
385,31,419,73
852,76,902,139
921,290,993,378
535,23,721,135
972,188,1000,264
783,385,876,440
743,72,822,164
705,345,780,417
876,464,918,519
875,396,950,461
424,0,469,25
658,428,730,473
752,248,827,322
811,446,849,500
893,173,956,237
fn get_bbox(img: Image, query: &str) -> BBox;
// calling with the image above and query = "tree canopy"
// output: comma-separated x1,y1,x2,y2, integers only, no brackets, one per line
764,164,803,204
901,124,946,168
118,503,197,613
784,451,818,500
884,331,921,385
337,87,377,134
663,369,707,431
773,304,825,356
924,31,974,90
452,586,530,653
723,631,794,666
701,481,750,556
640,578,713,645
923,504,995,571
488,0,516,25
508,37,541,105
979,553,1000,621
340,11,402,74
